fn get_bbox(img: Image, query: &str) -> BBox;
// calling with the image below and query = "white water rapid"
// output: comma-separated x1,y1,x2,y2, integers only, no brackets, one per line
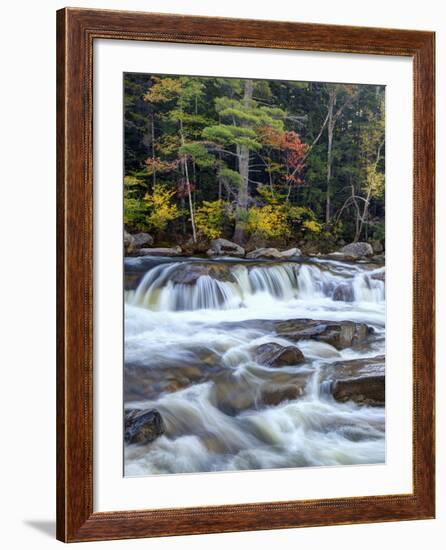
124,257,385,476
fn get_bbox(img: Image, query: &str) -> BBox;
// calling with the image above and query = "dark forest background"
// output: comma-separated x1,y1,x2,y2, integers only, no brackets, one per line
124,73,385,253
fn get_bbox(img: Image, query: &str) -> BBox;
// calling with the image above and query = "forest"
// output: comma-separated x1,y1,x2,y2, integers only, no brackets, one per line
124,73,385,254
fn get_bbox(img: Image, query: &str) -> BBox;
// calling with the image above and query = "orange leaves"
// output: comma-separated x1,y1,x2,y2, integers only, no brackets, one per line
283,131,308,184
144,157,180,175
258,127,308,184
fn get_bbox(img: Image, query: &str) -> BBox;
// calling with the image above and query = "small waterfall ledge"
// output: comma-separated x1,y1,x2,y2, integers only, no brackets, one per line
126,258,385,312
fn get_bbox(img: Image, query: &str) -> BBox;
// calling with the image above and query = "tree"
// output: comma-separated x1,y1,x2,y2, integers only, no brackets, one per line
258,127,308,199
144,76,212,242
355,97,385,240
323,84,359,224
124,73,385,251
202,79,286,243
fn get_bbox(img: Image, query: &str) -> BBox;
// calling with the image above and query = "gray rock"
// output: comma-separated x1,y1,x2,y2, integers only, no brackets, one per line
124,409,165,445
332,376,384,406
271,319,371,350
209,370,309,415
371,268,385,282
261,384,305,406
247,247,302,260
123,230,135,255
339,242,374,259
124,346,223,401
254,342,305,367
371,240,384,254
280,247,302,258
207,238,245,258
332,283,354,302
246,247,282,259
170,263,235,285
138,246,182,257
132,232,153,248
321,356,385,406
210,318,373,351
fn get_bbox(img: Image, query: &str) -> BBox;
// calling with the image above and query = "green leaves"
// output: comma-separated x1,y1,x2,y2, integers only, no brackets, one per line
124,72,385,247
179,143,215,167
218,167,242,186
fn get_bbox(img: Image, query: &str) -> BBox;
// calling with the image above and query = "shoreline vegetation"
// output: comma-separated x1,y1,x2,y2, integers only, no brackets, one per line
124,74,385,258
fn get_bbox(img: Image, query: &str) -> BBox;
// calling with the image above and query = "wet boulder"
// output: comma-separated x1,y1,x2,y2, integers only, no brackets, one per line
124,347,223,401
332,376,385,406
254,342,305,367
210,369,309,415
170,263,235,285
214,318,373,351
339,242,374,259
321,356,385,406
124,408,165,445
210,372,257,415
371,240,384,254
246,248,282,260
138,246,182,257
261,383,304,406
207,238,245,258
271,319,372,350
246,247,302,260
124,230,135,255
280,247,302,259
371,268,385,282
132,232,154,248
332,283,354,302
316,322,370,349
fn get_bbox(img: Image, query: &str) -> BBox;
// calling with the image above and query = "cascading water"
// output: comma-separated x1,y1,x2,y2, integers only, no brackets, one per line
127,260,384,312
124,256,385,476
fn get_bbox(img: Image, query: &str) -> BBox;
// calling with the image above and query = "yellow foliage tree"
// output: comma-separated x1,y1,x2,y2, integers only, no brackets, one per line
246,205,289,239
195,200,229,239
144,184,180,231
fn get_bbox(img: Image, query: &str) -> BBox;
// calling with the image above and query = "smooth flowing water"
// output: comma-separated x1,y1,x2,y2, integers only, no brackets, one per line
124,256,385,476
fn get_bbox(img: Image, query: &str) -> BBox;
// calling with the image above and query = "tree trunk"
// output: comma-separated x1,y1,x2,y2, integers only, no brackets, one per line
233,79,253,244
151,113,156,187
179,119,197,243
324,85,358,225
325,89,335,225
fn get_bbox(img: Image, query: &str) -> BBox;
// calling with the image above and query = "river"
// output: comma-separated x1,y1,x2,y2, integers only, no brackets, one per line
123,255,385,476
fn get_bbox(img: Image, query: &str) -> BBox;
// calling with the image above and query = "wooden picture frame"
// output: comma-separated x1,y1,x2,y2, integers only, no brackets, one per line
56,7,435,542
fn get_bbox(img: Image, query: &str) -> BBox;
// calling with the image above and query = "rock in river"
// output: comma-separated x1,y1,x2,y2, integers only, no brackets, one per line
169,263,235,285
332,376,384,406
280,247,302,258
371,267,385,282
339,242,374,259
271,319,372,350
261,384,304,406
124,230,135,255
132,232,154,248
210,369,309,415
215,318,373,351
138,246,182,257
246,247,301,260
321,355,385,406
246,248,283,259
206,238,245,257
253,342,305,367
332,283,354,302
124,408,165,445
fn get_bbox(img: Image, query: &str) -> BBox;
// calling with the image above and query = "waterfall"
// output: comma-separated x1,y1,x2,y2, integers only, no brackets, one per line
127,259,385,312
124,255,386,476
352,272,385,302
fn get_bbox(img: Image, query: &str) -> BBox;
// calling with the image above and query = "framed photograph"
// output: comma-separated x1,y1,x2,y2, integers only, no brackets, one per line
56,8,435,542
